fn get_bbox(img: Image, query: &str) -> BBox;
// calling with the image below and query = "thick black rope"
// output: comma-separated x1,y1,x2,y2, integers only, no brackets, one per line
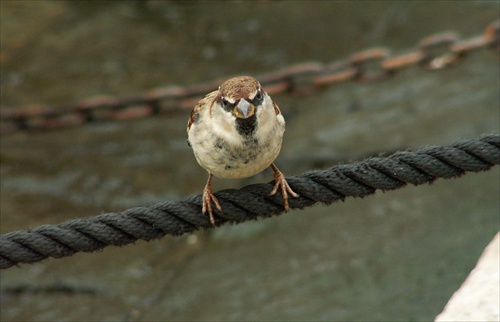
1,135,499,269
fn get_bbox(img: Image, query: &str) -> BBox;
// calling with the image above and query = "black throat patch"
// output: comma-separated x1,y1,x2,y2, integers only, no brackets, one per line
235,114,257,137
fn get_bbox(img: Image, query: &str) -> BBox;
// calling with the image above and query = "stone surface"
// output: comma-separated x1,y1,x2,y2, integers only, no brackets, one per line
435,233,500,322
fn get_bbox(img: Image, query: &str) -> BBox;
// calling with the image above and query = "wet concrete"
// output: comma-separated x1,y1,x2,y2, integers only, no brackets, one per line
1,1,499,321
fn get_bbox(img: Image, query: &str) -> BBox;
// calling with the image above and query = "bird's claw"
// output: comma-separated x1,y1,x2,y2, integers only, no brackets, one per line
202,181,222,226
270,163,299,211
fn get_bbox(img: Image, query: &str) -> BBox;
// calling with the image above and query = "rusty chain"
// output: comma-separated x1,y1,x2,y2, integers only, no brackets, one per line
1,21,499,135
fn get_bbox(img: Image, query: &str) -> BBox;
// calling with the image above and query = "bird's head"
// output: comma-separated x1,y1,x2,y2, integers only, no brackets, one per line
216,76,265,119
214,76,268,137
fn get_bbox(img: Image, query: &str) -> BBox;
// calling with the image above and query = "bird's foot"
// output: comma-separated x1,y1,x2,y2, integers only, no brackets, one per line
202,174,222,226
269,163,299,211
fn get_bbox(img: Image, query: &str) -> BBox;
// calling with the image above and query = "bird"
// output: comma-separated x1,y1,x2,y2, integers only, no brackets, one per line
187,75,298,225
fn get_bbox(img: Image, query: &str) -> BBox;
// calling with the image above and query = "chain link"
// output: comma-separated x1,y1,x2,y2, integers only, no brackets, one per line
1,21,499,135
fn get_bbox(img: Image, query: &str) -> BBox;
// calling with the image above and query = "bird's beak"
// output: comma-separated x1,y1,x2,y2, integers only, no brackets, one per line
233,100,255,119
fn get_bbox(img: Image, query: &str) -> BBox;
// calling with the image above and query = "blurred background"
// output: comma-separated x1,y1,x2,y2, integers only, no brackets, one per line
1,1,499,321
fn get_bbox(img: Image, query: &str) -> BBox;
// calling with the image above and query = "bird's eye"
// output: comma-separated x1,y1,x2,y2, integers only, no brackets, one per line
253,89,263,104
221,97,231,111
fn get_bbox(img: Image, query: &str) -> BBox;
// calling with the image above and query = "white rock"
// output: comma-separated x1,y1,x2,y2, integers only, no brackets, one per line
435,233,500,321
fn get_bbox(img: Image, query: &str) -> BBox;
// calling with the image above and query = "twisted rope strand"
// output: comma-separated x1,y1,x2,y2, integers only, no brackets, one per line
1,135,498,269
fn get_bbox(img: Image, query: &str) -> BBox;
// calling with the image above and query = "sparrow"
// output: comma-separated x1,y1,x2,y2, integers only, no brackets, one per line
187,76,298,225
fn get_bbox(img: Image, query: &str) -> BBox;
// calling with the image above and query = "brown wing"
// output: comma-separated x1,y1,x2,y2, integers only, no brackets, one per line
273,101,281,116
187,90,218,132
